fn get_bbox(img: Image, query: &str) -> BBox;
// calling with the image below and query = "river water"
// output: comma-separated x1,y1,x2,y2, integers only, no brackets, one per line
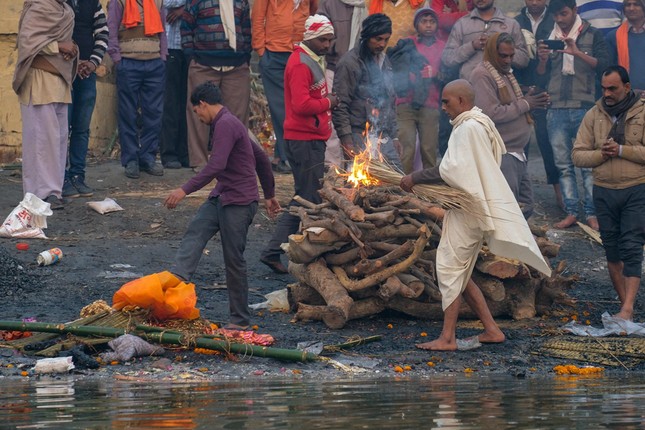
1,374,644,429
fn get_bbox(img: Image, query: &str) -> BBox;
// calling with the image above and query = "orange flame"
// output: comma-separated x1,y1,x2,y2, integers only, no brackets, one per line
343,122,382,188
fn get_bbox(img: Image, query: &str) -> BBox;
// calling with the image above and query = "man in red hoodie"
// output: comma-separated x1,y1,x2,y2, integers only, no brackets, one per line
260,15,338,274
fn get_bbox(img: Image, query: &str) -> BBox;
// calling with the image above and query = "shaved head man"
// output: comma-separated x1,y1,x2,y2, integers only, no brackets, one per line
400,79,551,350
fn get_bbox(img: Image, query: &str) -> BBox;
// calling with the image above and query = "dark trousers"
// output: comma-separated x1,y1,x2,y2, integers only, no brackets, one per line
500,153,534,219
259,50,291,162
172,198,258,326
531,109,559,185
116,57,165,167
67,73,97,179
262,139,326,260
438,109,452,157
161,49,189,167
594,183,645,277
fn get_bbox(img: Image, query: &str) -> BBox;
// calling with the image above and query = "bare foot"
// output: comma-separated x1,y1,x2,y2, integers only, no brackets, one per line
586,216,599,231
554,214,577,229
476,330,506,344
614,309,633,321
416,339,457,351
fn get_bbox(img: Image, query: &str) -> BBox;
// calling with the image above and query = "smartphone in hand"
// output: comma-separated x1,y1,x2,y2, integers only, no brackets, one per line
541,39,565,50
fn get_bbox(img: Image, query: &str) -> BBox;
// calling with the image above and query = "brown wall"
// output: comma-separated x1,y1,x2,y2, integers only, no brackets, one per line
0,0,117,164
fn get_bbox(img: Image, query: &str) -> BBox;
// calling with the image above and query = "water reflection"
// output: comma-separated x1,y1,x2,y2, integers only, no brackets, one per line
0,374,643,429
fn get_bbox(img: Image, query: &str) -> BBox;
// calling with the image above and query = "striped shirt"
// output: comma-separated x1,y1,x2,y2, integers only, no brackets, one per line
67,0,109,66
164,0,184,50
576,0,624,35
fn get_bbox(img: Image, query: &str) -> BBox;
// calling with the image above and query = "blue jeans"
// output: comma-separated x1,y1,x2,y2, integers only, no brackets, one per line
547,108,595,218
67,73,97,179
116,58,165,167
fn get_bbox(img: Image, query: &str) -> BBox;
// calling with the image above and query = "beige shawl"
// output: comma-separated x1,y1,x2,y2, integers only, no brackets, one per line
436,107,551,308
12,0,76,94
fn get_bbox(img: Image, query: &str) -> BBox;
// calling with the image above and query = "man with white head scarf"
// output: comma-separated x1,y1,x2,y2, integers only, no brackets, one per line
260,15,339,274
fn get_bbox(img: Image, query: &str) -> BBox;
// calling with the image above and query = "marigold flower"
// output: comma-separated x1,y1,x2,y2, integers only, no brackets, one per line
394,365,404,373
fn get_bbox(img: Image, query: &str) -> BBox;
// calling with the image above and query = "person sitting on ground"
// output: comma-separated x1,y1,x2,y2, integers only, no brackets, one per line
389,7,445,174
400,79,551,351
572,66,645,321
164,82,281,330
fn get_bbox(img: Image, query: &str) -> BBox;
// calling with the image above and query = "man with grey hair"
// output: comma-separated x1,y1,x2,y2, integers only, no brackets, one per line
470,32,549,219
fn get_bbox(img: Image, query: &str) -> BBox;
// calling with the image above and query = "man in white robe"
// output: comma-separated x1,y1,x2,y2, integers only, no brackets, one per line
401,79,551,351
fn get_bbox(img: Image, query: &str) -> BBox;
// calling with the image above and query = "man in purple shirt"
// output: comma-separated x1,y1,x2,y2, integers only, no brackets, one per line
164,82,281,329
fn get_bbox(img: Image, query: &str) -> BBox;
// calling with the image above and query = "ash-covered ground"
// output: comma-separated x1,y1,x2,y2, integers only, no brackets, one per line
0,154,642,380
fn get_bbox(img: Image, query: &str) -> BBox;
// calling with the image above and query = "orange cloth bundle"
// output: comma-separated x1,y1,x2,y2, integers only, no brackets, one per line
113,271,200,320
122,0,164,36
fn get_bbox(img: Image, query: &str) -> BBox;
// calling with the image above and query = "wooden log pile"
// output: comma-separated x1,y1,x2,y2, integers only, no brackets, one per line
285,177,577,329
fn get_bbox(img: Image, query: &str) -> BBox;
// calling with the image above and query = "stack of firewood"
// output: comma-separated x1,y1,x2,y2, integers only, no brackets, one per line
285,175,577,329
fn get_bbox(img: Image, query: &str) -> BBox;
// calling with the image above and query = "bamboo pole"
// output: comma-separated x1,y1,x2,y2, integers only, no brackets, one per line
0,321,318,363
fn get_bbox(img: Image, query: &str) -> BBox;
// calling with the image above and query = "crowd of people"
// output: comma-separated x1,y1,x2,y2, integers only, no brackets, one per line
11,0,644,345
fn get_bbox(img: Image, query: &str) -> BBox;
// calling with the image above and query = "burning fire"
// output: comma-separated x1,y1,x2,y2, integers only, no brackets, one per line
342,121,384,188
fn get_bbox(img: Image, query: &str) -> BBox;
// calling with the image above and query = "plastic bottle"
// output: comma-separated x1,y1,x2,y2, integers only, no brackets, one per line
37,248,63,266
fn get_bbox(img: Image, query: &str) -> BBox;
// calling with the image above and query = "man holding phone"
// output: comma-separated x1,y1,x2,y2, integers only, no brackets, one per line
515,0,563,210
536,0,610,230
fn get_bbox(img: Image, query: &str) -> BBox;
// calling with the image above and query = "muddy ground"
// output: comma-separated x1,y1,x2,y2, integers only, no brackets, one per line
0,149,643,381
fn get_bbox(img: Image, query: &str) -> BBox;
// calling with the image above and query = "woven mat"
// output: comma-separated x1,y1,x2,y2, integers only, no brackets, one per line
535,336,645,367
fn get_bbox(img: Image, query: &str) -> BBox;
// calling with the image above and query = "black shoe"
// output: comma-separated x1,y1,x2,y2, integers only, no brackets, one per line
260,256,288,274
70,176,94,197
125,161,140,179
44,194,64,210
163,160,182,169
62,179,80,198
141,162,164,176
272,161,291,174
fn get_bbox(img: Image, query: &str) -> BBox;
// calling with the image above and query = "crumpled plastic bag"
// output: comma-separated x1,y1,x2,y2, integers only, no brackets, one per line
87,198,124,214
112,271,200,320
562,312,645,337
101,334,165,362
33,356,75,374
249,288,289,312
0,193,52,239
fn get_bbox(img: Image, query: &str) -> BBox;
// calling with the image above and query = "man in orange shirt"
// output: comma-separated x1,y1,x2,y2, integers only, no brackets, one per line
252,0,318,174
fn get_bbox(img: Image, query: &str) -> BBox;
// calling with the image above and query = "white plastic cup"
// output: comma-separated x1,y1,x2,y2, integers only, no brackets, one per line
37,248,63,266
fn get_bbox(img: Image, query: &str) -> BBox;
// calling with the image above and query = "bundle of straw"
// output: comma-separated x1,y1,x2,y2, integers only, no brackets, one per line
367,159,483,215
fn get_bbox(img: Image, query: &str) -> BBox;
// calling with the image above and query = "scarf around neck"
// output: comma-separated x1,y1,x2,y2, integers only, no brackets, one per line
450,107,506,163
548,14,583,75
482,34,532,124
340,0,367,50
603,90,639,144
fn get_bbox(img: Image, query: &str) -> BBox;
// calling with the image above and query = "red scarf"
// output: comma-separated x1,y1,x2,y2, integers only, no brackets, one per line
122,0,163,36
